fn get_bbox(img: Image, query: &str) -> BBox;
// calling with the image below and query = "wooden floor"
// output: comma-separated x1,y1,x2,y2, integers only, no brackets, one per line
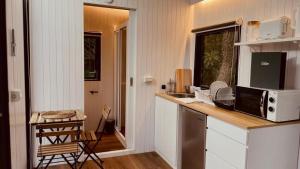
92,133,125,153
48,152,172,169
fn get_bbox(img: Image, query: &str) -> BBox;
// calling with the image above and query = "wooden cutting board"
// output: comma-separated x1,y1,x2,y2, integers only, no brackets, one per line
175,69,192,93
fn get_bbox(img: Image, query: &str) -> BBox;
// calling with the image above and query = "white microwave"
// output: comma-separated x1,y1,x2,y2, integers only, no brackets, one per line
235,86,300,122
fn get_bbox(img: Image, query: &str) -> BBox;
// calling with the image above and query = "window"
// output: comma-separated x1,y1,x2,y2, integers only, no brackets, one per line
193,25,240,89
84,32,101,81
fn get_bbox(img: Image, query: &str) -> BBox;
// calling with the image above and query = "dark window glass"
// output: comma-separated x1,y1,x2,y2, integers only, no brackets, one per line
194,26,240,89
84,32,101,81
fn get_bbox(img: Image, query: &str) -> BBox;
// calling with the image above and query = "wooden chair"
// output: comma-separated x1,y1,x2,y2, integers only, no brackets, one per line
76,105,112,169
36,122,82,169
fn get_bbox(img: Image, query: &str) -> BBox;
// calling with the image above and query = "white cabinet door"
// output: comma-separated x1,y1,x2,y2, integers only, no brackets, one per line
155,97,164,154
155,97,178,168
163,99,178,167
206,151,237,169
206,129,247,169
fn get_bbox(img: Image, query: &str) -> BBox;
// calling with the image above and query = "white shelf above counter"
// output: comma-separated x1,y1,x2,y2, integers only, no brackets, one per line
234,37,300,46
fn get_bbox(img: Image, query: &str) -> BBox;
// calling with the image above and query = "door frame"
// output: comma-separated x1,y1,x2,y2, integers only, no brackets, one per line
83,4,137,158
0,0,12,168
23,0,32,168
114,22,128,137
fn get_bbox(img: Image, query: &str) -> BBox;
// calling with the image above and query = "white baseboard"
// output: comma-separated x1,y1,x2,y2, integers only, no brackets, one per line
97,148,135,158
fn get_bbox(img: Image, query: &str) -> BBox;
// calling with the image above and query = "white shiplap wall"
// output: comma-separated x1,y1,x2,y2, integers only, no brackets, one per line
192,0,300,89
30,0,192,154
30,0,84,112
84,0,193,153
192,0,300,168
134,0,192,152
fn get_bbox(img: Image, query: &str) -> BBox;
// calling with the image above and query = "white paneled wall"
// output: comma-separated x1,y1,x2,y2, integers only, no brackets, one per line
134,0,192,152
6,0,27,169
30,0,84,112
30,0,192,153
192,0,300,89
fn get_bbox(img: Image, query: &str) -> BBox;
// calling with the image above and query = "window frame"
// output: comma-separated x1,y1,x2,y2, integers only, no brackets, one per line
193,25,241,89
84,32,102,81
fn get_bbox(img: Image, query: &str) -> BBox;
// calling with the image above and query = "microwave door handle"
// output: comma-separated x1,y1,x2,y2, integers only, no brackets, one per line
260,91,267,118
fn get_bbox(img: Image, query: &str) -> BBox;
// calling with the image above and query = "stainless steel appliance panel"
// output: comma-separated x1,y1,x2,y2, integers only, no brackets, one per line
180,106,206,169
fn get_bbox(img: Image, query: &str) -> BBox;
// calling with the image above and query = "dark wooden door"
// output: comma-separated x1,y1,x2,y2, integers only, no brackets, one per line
0,0,12,168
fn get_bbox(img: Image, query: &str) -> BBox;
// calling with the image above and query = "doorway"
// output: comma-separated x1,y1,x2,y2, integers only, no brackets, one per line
0,0,12,168
84,5,129,153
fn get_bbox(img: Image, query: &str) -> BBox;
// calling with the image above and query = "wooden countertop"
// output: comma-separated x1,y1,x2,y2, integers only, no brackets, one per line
156,93,300,129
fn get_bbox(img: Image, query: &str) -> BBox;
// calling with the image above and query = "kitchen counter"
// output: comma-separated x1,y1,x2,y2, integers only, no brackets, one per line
156,93,300,129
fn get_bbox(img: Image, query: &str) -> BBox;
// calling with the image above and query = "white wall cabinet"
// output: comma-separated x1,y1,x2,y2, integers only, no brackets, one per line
155,96,178,169
206,116,300,169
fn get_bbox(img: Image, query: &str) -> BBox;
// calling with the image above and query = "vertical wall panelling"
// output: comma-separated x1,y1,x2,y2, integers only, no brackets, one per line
134,0,192,152
6,0,27,168
84,0,193,152
30,0,84,112
30,0,192,153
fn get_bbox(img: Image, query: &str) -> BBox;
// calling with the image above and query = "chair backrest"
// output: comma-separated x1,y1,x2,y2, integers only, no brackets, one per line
95,104,111,133
102,104,111,120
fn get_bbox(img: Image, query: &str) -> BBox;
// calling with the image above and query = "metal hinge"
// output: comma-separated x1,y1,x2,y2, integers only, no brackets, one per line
11,29,16,56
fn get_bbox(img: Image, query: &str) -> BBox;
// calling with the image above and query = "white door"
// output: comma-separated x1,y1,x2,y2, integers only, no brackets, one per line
6,0,27,168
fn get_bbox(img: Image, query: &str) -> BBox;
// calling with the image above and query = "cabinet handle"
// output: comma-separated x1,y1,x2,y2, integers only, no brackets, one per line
0,113,3,118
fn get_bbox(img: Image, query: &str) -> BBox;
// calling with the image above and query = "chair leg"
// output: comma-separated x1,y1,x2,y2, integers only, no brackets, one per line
71,153,79,169
79,153,90,169
61,154,76,169
81,142,104,164
44,155,55,169
88,154,104,169
36,156,45,169
80,152,104,169
78,140,105,169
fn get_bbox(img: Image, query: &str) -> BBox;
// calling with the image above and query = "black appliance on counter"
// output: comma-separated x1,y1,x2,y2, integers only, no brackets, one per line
250,52,286,90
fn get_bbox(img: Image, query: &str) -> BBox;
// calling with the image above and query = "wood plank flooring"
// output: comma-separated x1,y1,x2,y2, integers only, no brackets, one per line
48,152,172,169
93,133,125,153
